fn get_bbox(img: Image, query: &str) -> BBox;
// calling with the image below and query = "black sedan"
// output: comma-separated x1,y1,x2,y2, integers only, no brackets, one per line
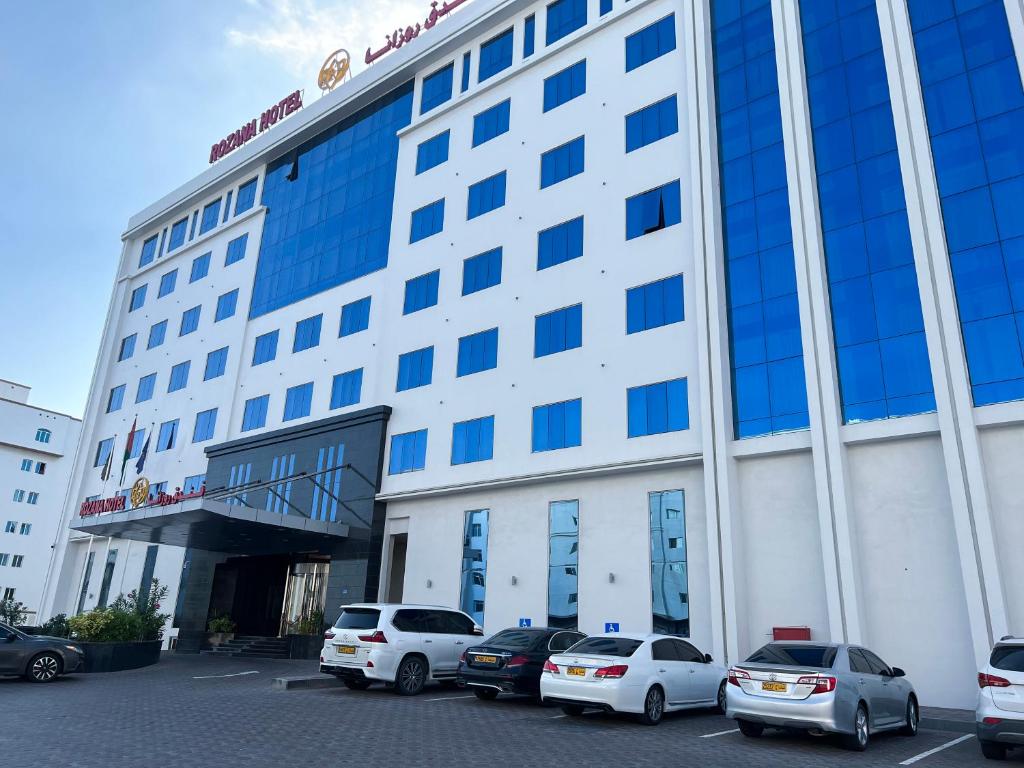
457,627,585,700
0,621,84,682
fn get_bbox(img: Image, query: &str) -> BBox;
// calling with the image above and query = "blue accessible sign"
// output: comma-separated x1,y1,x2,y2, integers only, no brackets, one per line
604,622,620,633
518,618,532,628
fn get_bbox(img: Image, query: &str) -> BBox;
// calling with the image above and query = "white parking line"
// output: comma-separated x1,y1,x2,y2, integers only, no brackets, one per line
422,694,476,702
550,714,567,719
699,728,740,738
192,670,260,680
898,734,974,765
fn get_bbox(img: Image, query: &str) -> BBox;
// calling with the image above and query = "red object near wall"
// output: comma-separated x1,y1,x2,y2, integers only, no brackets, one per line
773,626,812,641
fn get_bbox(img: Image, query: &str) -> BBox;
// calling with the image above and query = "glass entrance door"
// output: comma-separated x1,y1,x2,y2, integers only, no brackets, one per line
279,559,330,636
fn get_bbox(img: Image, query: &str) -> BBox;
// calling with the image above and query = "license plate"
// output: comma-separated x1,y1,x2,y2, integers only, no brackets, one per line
567,666,585,677
761,681,786,692
474,655,498,664
337,645,356,655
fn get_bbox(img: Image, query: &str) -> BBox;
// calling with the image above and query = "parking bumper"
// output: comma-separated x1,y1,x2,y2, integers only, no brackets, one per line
977,716,1024,745
726,686,845,733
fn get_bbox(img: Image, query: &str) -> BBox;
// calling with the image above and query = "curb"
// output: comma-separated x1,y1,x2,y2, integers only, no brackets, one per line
273,675,344,691
920,717,974,735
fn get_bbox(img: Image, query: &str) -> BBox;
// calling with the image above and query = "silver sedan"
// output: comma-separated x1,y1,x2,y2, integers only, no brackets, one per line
725,641,918,751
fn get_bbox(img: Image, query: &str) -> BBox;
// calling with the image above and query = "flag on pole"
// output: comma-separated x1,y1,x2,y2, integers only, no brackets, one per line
120,417,138,485
100,441,113,482
135,430,151,475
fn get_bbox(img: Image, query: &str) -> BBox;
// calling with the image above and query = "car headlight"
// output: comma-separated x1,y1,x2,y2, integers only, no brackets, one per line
65,645,82,654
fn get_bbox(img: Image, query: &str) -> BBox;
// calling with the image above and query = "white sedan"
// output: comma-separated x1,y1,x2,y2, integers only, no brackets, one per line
540,633,727,725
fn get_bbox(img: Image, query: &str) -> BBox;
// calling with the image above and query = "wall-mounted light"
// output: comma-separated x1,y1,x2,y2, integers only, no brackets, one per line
510,576,518,586
426,579,432,588
608,573,615,584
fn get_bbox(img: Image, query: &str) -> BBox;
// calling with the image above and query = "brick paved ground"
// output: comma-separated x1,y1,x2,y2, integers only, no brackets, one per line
1,654,1015,768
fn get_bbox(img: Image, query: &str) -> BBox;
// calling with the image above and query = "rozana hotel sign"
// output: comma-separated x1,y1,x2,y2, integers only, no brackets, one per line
209,90,304,164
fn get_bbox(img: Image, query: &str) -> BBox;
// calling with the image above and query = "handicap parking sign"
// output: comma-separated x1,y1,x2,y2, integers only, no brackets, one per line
604,622,619,633
518,618,532,628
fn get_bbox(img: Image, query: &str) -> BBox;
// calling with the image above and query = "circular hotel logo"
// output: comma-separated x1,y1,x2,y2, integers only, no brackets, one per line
318,49,352,93
130,477,151,509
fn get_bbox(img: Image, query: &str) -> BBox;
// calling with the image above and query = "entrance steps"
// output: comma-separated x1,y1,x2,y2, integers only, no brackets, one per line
200,635,290,659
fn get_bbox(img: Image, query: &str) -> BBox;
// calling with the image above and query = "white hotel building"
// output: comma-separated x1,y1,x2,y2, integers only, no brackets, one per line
40,0,1024,708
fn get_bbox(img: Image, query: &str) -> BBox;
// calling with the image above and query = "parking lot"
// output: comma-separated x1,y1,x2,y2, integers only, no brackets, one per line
0,655,1012,768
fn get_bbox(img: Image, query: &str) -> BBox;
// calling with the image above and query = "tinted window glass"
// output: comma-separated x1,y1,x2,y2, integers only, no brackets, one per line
549,631,583,652
652,638,679,661
674,640,704,663
861,649,891,676
391,609,423,633
745,643,838,668
484,629,539,650
992,646,1024,672
848,648,872,674
568,637,642,657
333,608,380,629
442,611,477,635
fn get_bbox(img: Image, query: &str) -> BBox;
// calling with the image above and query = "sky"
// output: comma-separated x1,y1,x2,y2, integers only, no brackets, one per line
0,0,425,418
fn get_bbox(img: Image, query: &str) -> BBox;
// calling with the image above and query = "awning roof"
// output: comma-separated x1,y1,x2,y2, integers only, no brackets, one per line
70,497,350,555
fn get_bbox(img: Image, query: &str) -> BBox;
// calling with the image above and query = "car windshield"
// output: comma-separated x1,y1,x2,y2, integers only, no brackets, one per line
483,630,538,650
333,608,380,630
565,637,643,657
745,644,838,669
992,645,1024,673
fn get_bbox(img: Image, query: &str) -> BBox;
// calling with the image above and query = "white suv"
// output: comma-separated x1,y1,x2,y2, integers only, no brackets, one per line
319,604,483,695
977,636,1024,760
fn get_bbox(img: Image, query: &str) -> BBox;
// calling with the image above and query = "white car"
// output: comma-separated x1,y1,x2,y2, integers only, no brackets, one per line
977,636,1024,760
319,603,483,695
540,633,727,725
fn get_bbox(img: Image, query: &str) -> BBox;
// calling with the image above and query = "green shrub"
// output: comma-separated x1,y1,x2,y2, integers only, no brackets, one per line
40,614,71,638
68,579,171,643
207,613,236,633
0,597,28,626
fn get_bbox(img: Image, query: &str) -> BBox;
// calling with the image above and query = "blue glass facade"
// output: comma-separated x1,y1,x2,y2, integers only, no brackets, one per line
711,0,809,438
168,218,187,251
190,252,210,283
200,199,221,235
524,15,536,58
147,321,166,350
404,270,440,314
800,0,935,422
532,398,582,451
467,172,507,218
627,274,684,334
909,0,1024,406
541,137,584,188
215,290,237,322
411,199,445,242
179,306,200,336
626,14,676,72
535,304,583,357
625,180,680,240
479,28,514,82
242,395,269,431
452,416,494,464
544,60,586,112
204,347,228,380
547,0,587,46
538,216,584,269
283,382,314,421
158,269,177,298
421,64,454,114
139,236,157,268
330,369,363,408
473,100,511,147
252,330,279,366
225,235,247,266
250,82,414,318
457,328,499,376
389,429,428,474
168,361,190,393
136,373,155,404
463,248,502,295
340,297,371,336
292,314,322,353
235,178,257,215
193,409,217,443
626,95,679,152
628,378,689,437
397,346,434,391
416,130,450,174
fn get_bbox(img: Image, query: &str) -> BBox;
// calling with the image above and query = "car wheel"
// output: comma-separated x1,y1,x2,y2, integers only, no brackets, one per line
737,719,764,738
343,679,371,691
562,704,585,717
900,696,918,736
395,656,427,696
980,741,1007,760
637,685,665,726
842,704,870,752
474,688,499,701
716,680,728,714
27,653,62,683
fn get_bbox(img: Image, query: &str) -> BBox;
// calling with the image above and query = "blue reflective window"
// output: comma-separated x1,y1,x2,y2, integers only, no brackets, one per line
190,252,211,283
397,346,434,391
139,235,158,268
158,228,167,258
625,180,681,239
532,398,582,451
235,177,258,215
283,382,313,421
467,172,507,218
106,385,125,414
200,199,221,235
94,438,114,468
626,95,679,152
626,14,676,72
224,190,234,222
330,368,363,409
543,60,586,112
457,328,499,376
627,378,689,437
242,395,270,431
158,269,177,298
462,52,471,93
473,100,511,147
479,28,514,82
168,218,188,251
215,289,238,322
416,130,450,174
129,285,147,312
192,408,218,443
524,14,536,57
451,416,494,464
189,211,198,241
147,321,167,349
225,234,247,266
118,334,137,362
600,0,612,15
404,270,440,314
411,199,445,242
156,419,178,452
389,429,428,474
627,274,684,333
252,330,279,366
293,314,322,353
340,296,371,336
909,0,1024,406
179,305,201,336
547,0,587,45
168,361,190,393
421,63,454,114
538,216,584,269
251,83,413,318
463,247,502,295
801,0,934,423
204,346,228,380
541,137,584,188
535,304,583,357
127,428,146,460
712,0,809,438
136,373,156,404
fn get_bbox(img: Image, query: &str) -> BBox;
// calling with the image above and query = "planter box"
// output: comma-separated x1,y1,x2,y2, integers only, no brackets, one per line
79,640,162,673
287,634,323,660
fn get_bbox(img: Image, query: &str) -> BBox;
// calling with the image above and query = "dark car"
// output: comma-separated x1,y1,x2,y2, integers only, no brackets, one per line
457,627,585,700
0,621,84,682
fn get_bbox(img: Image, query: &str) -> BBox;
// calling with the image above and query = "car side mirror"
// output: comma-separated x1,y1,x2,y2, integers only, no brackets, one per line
704,653,713,664
472,626,484,636
890,667,906,678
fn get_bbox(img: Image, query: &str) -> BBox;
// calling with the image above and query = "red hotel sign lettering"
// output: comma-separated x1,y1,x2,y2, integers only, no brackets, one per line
79,496,126,517
209,90,303,164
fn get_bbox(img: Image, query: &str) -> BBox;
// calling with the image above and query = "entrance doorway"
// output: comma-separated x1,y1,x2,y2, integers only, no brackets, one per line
387,534,407,603
208,555,289,637
279,559,330,636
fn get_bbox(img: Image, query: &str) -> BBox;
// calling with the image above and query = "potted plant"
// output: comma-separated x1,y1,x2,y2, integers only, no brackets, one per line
66,580,171,672
285,609,325,659
206,613,237,646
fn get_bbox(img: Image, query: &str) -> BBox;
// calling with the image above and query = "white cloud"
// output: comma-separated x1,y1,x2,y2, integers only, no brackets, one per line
225,0,437,80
